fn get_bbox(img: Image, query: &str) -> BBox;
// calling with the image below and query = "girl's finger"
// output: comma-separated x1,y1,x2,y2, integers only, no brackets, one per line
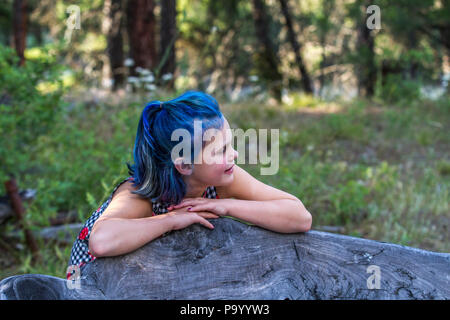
187,204,212,213
167,204,181,211
179,198,197,205
170,200,196,210
196,212,219,219
196,216,215,229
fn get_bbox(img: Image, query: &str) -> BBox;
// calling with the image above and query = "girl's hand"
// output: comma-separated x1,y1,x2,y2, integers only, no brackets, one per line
167,198,229,217
166,207,219,231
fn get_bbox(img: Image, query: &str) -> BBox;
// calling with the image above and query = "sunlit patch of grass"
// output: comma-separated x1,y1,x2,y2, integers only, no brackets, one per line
24,47,48,60
280,92,343,113
36,80,63,94
78,32,107,53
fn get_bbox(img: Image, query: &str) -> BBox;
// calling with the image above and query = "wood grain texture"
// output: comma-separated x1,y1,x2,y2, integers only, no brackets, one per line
1,217,449,300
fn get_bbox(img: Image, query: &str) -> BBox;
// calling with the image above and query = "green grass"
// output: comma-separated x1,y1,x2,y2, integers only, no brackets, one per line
226,95,449,253
1,90,449,280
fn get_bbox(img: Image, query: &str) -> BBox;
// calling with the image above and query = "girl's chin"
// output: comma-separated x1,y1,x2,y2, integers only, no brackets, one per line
216,172,234,185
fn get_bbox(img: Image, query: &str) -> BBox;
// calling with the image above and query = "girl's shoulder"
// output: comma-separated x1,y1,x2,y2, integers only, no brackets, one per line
101,177,154,219
110,177,139,201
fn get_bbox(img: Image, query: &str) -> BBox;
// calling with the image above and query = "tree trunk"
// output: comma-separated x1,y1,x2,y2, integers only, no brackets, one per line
407,30,419,79
278,0,313,94
126,0,157,73
159,0,177,89
318,0,335,97
12,0,27,66
251,0,283,101
105,0,125,90
356,1,376,97
1,218,448,299
319,32,326,97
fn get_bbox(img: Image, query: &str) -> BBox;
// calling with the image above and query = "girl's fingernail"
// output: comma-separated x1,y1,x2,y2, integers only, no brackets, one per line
188,207,191,211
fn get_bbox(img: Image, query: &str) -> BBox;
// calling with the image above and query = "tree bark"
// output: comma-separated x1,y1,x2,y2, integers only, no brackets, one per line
159,0,177,89
278,0,313,94
104,0,125,90
1,218,449,299
126,0,157,73
12,0,27,66
356,0,376,97
251,0,283,101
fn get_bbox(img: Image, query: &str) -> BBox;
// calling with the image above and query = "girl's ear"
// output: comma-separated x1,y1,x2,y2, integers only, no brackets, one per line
173,157,193,176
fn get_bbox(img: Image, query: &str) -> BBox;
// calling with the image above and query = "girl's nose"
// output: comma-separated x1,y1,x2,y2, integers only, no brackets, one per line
228,148,238,163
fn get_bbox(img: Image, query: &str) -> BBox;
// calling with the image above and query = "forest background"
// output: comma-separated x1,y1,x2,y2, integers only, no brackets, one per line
0,0,449,278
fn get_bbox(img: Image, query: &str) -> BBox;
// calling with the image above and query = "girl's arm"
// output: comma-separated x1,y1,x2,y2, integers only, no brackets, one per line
89,215,173,257
218,165,312,233
224,198,311,233
172,165,312,233
89,181,216,257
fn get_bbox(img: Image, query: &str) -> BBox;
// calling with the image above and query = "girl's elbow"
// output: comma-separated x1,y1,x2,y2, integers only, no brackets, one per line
290,199,312,232
89,240,105,257
88,228,110,257
297,210,312,232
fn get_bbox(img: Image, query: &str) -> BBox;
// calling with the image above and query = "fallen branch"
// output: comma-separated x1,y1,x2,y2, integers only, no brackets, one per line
0,189,36,225
7,223,83,245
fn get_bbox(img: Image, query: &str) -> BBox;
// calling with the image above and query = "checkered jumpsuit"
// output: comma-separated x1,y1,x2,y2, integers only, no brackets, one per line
67,176,219,277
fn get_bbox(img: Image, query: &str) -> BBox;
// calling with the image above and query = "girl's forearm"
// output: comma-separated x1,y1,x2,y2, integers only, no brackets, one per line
224,199,312,233
89,214,174,257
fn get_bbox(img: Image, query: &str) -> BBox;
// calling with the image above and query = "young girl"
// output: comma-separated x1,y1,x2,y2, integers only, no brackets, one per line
67,91,312,275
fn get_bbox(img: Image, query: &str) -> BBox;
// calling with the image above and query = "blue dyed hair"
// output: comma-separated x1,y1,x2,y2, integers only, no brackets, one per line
127,91,224,204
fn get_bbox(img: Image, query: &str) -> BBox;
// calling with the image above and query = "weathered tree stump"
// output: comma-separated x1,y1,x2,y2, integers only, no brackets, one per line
1,217,449,299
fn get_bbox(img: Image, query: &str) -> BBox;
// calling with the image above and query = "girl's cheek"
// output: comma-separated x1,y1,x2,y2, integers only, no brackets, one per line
215,160,228,173
215,163,226,172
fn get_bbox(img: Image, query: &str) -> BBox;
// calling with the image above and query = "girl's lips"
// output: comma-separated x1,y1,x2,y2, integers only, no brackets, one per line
224,164,234,174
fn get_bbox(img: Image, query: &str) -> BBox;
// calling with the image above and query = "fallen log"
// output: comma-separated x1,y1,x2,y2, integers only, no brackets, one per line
0,217,449,300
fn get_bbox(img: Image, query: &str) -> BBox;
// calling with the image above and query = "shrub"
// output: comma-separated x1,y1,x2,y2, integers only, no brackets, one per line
378,74,421,104
0,44,65,191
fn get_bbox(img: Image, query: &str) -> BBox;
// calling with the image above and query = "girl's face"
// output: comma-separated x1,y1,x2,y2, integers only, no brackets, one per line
191,117,238,187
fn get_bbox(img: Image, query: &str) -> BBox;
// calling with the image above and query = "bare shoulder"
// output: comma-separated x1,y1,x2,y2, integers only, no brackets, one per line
216,165,299,202
111,180,142,201
98,180,153,221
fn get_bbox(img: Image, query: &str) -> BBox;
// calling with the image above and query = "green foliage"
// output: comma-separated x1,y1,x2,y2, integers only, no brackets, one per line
23,98,139,226
236,97,448,252
329,175,370,224
436,160,450,176
2,0,450,278
378,74,422,104
0,44,65,185
15,242,73,278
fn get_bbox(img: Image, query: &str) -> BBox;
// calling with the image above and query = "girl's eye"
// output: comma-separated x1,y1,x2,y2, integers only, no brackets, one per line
213,146,226,156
